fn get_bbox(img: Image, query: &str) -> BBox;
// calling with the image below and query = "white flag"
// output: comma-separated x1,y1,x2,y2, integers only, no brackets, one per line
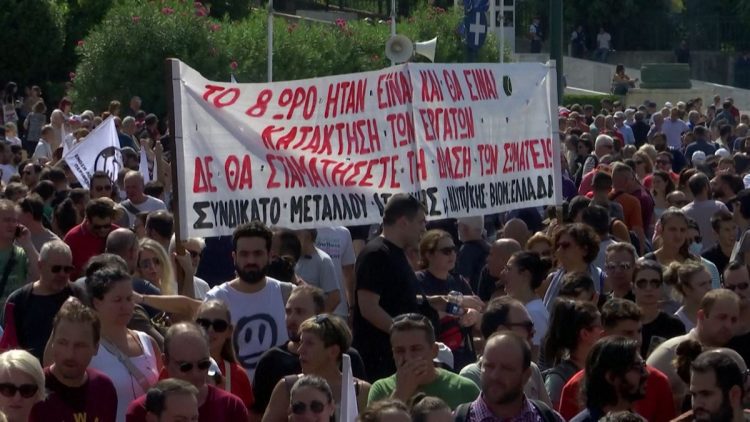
341,354,358,421
63,116,122,189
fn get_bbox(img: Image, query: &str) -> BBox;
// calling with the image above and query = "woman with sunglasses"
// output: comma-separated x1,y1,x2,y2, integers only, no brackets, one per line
542,298,602,409
194,299,254,408
650,171,675,221
632,151,653,184
288,375,336,422
263,314,370,422
502,251,552,363
632,260,685,358
0,350,44,422
136,239,177,297
542,223,603,313
87,266,162,422
415,230,478,370
664,261,712,331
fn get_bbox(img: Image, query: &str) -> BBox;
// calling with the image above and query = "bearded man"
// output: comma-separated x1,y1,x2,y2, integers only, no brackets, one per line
205,221,294,381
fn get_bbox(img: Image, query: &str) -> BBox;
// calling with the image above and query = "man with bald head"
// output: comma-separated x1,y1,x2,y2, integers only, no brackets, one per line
475,239,522,301
500,218,530,247
121,170,166,227
127,322,248,421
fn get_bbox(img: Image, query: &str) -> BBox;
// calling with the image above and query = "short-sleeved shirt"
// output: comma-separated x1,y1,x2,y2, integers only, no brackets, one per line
415,271,472,351
641,311,685,358
368,368,479,410
126,384,249,422
120,195,166,227
702,245,731,276
662,118,690,149
30,367,118,421
316,226,356,316
295,247,339,294
64,223,116,280
558,365,675,422
352,237,419,381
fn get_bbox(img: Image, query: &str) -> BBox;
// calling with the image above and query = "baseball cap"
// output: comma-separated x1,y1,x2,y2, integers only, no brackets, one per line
613,111,625,119
434,342,454,370
692,151,707,165
715,148,731,159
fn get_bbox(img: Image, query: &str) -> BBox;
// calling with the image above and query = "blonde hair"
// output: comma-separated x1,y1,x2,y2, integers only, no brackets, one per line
0,350,45,402
137,238,176,295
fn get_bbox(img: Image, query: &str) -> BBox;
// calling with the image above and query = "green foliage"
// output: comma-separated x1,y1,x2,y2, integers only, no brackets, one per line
73,0,501,116
0,0,68,88
562,93,619,112
72,0,233,116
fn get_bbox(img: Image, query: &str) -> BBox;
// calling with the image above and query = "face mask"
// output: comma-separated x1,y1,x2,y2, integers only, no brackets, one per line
689,242,703,255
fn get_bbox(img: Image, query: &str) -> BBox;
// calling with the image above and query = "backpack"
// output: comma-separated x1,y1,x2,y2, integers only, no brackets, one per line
454,399,558,422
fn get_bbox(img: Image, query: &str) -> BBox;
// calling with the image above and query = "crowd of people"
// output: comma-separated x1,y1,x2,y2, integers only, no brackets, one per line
0,81,748,422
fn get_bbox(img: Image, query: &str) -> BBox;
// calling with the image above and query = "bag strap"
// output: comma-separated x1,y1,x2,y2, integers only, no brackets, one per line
121,200,141,216
530,399,558,422
453,402,471,422
223,360,232,392
0,247,17,299
100,336,152,392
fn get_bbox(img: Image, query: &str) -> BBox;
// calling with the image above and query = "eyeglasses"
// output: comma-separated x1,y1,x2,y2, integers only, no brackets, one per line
556,241,572,250
725,282,750,292
436,246,456,256
0,383,38,398
635,278,661,290
605,262,632,272
51,265,75,274
93,185,112,192
177,359,211,373
139,257,161,269
292,400,326,415
196,318,229,333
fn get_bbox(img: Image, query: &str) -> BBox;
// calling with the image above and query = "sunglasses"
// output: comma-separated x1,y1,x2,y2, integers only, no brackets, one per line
0,383,38,398
93,185,112,192
291,400,326,415
51,265,75,274
605,262,632,272
435,246,456,256
139,257,161,269
177,359,211,373
635,278,661,290
726,282,750,292
196,318,229,333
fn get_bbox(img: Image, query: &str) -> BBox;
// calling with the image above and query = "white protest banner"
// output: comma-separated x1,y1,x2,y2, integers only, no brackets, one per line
63,116,122,189
171,60,560,238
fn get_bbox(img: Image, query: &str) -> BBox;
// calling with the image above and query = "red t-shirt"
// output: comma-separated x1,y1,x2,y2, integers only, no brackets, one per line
558,365,676,422
157,360,254,410
126,384,248,422
63,222,117,279
30,367,118,422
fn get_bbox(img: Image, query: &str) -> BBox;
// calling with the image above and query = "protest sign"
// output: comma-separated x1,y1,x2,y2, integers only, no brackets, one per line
63,116,122,189
171,60,561,237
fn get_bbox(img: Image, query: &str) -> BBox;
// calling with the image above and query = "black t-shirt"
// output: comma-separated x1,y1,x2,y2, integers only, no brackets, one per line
5,283,84,362
642,311,686,358
702,245,730,276
728,330,750,365
251,343,367,414
414,271,472,350
475,266,500,302
455,240,489,293
352,236,418,381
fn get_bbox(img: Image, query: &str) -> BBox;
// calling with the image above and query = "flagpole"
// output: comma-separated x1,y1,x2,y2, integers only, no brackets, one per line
268,0,274,82
164,58,194,298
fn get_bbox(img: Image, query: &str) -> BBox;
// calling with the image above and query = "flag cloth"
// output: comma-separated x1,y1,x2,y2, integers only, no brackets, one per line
63,116,122,189
341,354,358,421
139,147,157,183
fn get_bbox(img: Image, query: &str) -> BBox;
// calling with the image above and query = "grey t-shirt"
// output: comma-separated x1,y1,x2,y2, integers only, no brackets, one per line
30,228,60,253
295,247,339,295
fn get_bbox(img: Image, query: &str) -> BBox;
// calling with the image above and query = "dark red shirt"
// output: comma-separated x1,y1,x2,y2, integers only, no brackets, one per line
63,222,116,279
30,367,118,422
126,384,248,422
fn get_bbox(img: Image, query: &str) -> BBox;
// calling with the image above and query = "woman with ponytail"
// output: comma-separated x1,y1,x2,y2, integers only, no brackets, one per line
541,298,603,409
664,261,712,331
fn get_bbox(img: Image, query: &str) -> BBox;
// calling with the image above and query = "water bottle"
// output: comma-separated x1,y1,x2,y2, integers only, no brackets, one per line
446,290,463,316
